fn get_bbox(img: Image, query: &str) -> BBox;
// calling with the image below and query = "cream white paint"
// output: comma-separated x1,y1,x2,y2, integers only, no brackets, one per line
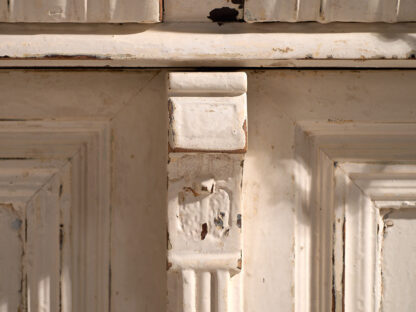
168,72,247,152
0,121,110,312
245,0,416,22
0,0,159,22
0,23,416,68
0,70,416,311
167,72,246,312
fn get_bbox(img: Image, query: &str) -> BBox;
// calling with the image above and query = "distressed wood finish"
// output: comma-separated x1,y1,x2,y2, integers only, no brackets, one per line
244,0,416,22
1,23,416,68
164,0,243,22
167,72,247,312
0,0,159,22
0,121,110,312
1,69,416,312
295,122,416,311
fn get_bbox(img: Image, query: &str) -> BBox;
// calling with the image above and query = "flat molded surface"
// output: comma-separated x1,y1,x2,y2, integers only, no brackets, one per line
0,23,416,67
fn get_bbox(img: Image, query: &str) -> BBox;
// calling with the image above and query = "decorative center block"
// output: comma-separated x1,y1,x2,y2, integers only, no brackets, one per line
167,72,247,312
168,72,247,153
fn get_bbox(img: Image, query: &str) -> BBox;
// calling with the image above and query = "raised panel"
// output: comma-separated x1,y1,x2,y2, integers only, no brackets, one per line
1,0,159,22
0,121,110,312
295,123,416,312
245,0,416,22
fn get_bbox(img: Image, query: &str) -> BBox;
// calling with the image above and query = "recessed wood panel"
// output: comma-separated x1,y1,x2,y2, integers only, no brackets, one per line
0,122,110,312
382,209,416,312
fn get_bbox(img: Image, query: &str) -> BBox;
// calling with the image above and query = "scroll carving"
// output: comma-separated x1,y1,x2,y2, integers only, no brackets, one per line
167,72,247,312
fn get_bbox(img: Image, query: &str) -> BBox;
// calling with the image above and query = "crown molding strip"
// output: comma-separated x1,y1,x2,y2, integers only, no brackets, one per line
167,72,247,312
0,23,415,68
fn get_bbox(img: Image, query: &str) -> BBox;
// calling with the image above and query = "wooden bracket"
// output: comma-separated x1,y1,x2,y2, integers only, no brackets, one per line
167,72,247,312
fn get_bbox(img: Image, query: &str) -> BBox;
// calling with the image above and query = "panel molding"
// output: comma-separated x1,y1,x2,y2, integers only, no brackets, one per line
0,121,110,312
294,122,416,312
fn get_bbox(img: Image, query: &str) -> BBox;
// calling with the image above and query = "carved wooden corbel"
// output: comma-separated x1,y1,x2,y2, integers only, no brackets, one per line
167,72,247,312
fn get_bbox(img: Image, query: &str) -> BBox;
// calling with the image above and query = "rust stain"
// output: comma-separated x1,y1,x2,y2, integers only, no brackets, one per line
237,258,242,270
183,186,200,197
159,0,163,22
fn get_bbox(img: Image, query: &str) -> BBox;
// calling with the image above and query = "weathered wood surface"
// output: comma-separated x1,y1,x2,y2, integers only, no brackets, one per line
1,0,416,23
167,72,247,312
0,121,110,312
0,0,159,22
0,70,416,311
245,0,416,22
0,23,415,68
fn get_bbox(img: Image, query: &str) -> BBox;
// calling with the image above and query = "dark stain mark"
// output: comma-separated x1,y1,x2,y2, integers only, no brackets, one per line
59,224,64,250
214,212,225,229
231,0,244,9
237,214,242,228
166,261,172,270
201,223,208,240
237,258,242,270
201,185,208,192
224,229,230,237
334,161,338,168
11,218,22,230
59,184,63,197
407,51,416,59
240,159,244,168
208,7,239,24
167,231,172,250
6,0,10,11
